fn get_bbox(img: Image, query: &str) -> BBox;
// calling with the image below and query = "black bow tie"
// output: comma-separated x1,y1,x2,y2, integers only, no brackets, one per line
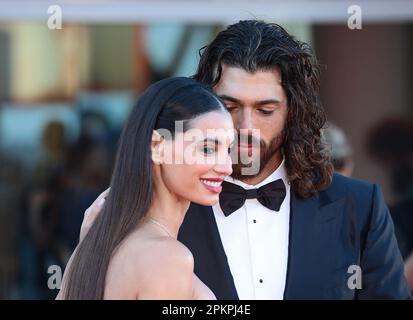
219,179,287,216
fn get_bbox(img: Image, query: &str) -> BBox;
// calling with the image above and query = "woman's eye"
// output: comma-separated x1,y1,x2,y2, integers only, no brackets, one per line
202,147,215,155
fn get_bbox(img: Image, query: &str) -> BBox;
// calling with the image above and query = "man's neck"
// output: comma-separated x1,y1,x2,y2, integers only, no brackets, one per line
238,153,283,186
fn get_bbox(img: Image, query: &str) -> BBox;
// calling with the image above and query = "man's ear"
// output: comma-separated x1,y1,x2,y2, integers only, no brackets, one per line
151,130,164,165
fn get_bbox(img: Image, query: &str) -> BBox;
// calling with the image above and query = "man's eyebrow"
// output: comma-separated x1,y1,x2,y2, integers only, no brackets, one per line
218,95,242,105
254,99,281,106
218,95,281,106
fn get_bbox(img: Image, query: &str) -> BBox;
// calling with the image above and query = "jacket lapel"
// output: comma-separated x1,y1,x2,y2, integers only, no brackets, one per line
179,203,238,300
283,191,346,299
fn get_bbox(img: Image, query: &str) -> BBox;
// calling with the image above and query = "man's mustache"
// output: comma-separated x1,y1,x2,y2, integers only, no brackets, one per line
235,133,263,147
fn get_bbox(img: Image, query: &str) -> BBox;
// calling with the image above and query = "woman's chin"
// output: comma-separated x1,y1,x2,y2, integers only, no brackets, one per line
191,194,220,207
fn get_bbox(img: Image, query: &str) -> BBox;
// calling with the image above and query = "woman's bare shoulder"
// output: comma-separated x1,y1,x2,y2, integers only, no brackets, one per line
115,232,194,269
104,233,194,299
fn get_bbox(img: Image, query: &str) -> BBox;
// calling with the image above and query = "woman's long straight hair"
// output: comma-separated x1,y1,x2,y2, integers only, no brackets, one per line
63,77,226,299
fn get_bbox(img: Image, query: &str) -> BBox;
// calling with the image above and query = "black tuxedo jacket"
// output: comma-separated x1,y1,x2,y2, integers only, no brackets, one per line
178,174,411,299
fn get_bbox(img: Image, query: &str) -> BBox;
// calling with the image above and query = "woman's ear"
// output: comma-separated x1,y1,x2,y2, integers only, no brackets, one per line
151,130,164,165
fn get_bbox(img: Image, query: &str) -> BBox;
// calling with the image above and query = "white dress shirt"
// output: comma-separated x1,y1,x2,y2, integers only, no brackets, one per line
212,159,291,300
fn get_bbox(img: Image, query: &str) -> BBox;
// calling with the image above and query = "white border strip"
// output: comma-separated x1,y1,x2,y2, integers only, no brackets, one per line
0,0,412,24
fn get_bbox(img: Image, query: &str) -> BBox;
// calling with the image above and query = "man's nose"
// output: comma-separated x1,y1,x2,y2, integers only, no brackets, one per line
236,109,253,131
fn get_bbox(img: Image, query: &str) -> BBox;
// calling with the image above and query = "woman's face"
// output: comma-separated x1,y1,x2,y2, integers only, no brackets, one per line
159,110,234,206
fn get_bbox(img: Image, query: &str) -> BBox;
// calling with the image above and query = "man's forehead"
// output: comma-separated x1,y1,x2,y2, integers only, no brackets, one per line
217,64,282,82
214,65,282,90
214,81,284,105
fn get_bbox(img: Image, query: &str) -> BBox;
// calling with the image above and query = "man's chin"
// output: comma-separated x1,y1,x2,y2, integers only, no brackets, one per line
231,163,262,181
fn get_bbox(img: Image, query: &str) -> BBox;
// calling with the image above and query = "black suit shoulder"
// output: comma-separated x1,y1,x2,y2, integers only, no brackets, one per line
319,174,410,299
319,173,375,227
323,173,374,202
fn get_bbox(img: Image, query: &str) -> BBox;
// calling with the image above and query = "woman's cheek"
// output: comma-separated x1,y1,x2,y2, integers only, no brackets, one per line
193,162,215,177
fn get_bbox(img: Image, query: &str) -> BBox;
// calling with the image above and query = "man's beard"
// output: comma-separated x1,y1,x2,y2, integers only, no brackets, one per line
230,130,285,181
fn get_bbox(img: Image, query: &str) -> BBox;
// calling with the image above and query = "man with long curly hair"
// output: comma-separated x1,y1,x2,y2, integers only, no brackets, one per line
179,20,409,300
82,20,410,300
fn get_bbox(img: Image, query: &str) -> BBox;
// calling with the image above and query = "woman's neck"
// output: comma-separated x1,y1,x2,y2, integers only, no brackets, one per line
145,185,190,239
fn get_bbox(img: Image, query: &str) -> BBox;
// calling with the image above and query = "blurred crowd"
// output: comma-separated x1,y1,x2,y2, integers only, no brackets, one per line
0,110,118,299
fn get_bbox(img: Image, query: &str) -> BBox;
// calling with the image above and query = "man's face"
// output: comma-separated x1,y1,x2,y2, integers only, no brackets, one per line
213,65,288,181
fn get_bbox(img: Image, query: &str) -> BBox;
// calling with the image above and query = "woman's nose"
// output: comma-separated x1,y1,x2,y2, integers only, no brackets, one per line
214,154,233,177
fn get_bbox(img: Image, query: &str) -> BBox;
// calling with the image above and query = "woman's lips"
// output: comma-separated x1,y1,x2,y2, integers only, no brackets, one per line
200,178,223,193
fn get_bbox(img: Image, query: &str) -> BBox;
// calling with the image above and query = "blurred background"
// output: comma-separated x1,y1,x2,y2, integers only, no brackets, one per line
0,0,412,299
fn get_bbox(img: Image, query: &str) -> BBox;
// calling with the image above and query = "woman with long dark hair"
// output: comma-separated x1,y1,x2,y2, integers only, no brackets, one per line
57,77,234,299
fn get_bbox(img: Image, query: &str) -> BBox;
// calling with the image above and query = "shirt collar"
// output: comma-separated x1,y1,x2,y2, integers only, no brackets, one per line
225,158,289,190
